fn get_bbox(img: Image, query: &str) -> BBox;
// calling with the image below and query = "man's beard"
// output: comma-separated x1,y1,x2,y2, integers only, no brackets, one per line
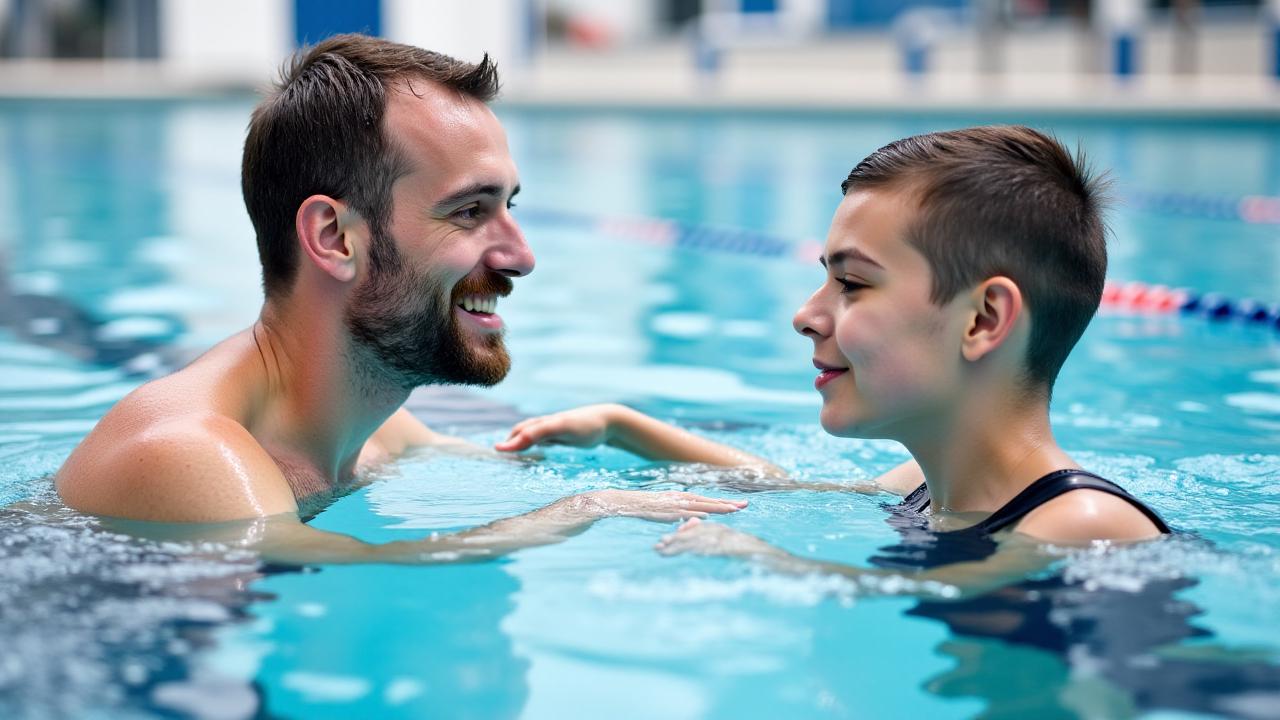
344,233,513,390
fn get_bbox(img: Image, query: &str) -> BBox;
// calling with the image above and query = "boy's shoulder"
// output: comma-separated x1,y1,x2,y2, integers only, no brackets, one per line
1014,488,1165,544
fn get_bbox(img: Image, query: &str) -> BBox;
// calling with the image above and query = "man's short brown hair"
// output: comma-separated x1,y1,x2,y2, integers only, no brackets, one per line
842,125,1110,397
241,33,500,299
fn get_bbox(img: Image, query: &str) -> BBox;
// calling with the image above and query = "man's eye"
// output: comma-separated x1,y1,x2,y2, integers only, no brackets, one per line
454,205,482,221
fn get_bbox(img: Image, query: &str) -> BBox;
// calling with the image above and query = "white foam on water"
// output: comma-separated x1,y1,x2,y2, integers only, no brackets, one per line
1226,392,1280,415
650,311,714,338
1248,369,1280,384
280,672,371,702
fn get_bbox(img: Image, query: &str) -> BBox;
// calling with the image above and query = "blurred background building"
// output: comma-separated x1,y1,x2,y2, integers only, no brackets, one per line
0,0,1277,109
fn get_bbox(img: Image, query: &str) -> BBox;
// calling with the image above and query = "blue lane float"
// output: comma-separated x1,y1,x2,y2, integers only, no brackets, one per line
1125,191,1280,224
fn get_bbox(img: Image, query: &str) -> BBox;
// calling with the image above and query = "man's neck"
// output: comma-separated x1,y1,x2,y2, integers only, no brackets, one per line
904,391,1073,514
249,301,410,491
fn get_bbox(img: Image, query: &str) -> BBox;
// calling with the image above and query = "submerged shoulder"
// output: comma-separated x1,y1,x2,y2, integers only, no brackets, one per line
57,409,295,523
1013,488,1165,544
363,407,462,463
873,460,926,496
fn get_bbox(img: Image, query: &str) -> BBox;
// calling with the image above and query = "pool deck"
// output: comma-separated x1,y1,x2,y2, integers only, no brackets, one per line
2,32,1279,118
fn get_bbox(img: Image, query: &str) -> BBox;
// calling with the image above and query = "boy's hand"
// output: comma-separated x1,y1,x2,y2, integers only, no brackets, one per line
572,490,747,523
495,404,625,452
654,518,783,558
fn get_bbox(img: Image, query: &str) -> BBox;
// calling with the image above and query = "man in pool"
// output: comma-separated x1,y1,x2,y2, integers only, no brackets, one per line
498,126,1169,592
54,34,744,564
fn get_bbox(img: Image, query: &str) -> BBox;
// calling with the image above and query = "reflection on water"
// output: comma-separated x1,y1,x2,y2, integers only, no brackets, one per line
242,560,528,718
0,487,267,718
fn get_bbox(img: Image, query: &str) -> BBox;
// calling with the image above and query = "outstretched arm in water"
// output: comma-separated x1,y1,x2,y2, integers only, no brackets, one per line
111,490,747,567
654,518,1056,601
655,492,1165,600
495,403,923,496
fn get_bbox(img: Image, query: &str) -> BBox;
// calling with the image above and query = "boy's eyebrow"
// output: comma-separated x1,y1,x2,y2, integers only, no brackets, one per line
432,183,521,213
820,248,884,270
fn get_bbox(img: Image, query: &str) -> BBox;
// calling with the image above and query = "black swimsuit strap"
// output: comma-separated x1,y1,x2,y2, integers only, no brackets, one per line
902,469,1171,535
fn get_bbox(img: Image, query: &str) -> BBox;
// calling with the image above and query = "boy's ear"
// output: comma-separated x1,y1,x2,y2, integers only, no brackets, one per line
295,194,364,284
961,276,1023,362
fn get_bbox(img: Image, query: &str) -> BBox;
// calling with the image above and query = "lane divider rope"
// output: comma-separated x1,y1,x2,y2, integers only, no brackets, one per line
521,208,1280,329
1124,191,1280,225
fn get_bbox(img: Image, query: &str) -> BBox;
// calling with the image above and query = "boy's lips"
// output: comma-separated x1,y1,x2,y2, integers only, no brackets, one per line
813,359,849,390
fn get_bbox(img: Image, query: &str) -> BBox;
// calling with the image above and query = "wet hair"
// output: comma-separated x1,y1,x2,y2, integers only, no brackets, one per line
242,33,500,299
842,125,1110,397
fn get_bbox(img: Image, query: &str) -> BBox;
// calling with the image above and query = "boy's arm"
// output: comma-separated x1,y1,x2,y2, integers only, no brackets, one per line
365,408,491,459
496,403,784,474
496,404,922,495
655,518,1056,601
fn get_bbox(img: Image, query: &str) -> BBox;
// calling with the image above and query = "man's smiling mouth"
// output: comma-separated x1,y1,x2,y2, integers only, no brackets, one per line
458,294,498,315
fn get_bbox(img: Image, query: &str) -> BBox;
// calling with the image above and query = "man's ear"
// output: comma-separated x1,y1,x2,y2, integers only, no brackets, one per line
961,276,1023,362
295,195,363,283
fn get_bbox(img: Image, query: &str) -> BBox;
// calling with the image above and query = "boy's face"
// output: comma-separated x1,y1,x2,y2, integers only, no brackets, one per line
792,189,969,441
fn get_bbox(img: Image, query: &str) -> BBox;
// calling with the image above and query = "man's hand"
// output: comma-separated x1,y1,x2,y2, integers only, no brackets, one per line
654,517,784,558
570,489,747,523
495,404,623,452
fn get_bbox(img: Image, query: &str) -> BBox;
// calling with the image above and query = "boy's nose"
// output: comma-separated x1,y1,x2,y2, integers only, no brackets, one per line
793,290,830,339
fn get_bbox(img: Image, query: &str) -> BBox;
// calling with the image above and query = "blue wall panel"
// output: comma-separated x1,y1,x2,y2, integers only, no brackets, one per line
827,0,966,28
294,0,382,47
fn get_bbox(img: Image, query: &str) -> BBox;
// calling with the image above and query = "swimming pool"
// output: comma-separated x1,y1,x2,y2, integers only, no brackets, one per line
1,98,1278,718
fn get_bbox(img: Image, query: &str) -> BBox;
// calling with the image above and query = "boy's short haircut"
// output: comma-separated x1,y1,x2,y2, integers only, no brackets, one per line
841,125,1110,398
242,34,499,300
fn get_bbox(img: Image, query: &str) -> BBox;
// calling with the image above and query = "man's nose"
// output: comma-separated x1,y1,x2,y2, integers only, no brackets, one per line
486,214,535,278
793,289,830,339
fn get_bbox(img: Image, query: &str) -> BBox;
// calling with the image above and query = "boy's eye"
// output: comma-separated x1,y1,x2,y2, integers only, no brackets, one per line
836,278,869,294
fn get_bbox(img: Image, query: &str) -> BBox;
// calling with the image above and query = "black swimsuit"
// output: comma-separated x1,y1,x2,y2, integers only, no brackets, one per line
862,471,1280,718
871,469,1169,573
901,468,1171,538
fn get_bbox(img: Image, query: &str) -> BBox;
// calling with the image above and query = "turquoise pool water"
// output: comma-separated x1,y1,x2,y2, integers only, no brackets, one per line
1,99,1279,719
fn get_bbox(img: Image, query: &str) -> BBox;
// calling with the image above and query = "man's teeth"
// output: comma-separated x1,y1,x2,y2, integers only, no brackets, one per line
460,295,497,314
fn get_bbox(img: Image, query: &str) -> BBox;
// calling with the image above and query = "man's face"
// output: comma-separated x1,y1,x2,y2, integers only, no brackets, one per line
792,189,967,441
345,82,533,389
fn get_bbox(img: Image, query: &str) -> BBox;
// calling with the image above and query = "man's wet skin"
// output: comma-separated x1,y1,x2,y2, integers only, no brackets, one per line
53,45,744,564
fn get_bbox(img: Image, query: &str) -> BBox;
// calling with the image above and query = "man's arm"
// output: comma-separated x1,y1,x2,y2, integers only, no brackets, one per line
162,490,747,566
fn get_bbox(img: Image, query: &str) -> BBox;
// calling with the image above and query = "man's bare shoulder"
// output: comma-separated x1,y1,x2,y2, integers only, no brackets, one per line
1014,489,1164,544
56,383,296,523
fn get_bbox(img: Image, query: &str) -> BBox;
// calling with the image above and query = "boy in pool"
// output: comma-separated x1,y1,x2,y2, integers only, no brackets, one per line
496,125,1169,592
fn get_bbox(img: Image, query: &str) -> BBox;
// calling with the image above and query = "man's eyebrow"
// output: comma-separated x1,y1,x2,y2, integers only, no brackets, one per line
820,248,884,270
431,183,520,213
